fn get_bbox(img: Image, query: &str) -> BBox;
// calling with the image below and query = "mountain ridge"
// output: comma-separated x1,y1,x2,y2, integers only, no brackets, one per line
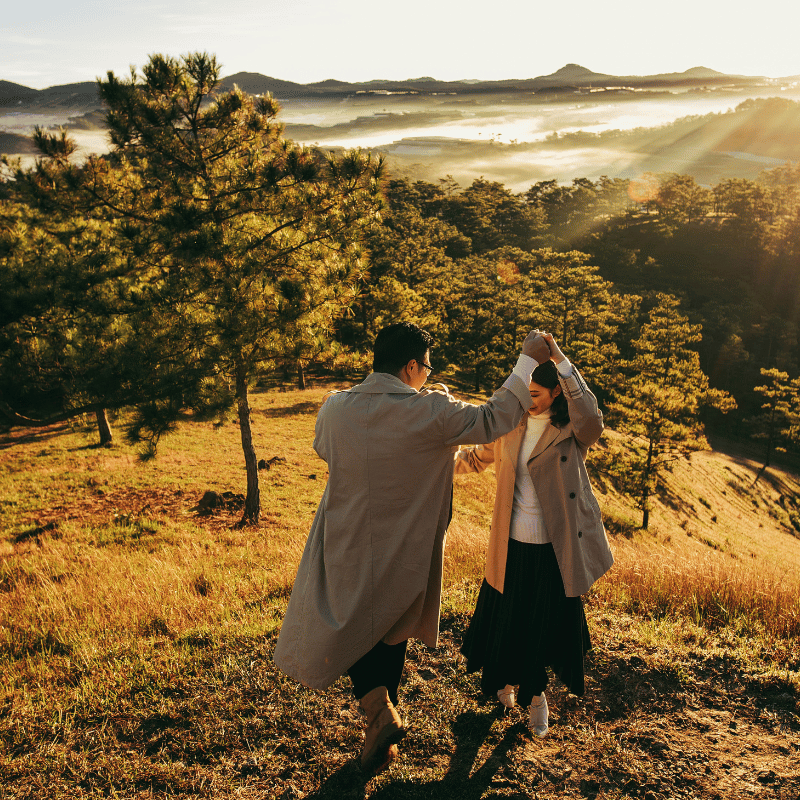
0,64,776,108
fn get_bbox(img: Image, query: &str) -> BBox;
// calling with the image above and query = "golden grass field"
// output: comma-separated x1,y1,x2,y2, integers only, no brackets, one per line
1,381,799,799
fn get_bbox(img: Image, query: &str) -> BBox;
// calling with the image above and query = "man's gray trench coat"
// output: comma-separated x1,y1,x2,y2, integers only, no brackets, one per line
273,371,532,690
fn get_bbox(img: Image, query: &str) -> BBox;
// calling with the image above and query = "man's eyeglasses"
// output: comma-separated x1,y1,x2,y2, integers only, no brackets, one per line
419,361,434,374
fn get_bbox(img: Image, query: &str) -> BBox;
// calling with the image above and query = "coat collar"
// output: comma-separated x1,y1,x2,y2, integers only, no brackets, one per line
346,371,418,394
506,415,574,467
528,422,572,463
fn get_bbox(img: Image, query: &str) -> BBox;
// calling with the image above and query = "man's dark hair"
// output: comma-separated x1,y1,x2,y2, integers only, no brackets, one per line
373,322,435,375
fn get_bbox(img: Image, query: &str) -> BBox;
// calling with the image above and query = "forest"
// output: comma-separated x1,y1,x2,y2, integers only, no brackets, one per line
3,53,800,529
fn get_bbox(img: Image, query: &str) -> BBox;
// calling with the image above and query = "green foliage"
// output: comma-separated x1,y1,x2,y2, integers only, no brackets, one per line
750,367,800,467
714,177,773,222
523,248,639,399
650,174,713,230
0,197,143,432
525,176,630,247
2,52,383,523
338,178,469,351
604,294,736,528
440,177,546,253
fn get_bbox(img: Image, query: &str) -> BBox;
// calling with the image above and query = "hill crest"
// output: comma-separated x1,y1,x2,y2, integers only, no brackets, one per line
2,64,768,105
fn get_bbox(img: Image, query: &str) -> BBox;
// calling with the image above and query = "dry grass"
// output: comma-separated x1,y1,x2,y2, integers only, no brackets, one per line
584,432,800,640
0,387,339,666
1,382,799,798
594,540,800,638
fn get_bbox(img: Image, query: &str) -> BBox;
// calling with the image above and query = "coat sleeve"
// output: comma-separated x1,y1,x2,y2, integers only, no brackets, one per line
436,374,531,447
559,365,603,450
312,391,345,462
454,440,497,474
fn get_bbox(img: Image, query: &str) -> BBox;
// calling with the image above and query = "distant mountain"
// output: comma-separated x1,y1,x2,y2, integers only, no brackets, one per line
218,72,308,96
683,66,727,78
541,63,611,81
36,82,100,109
307,79,352,88
0,130,37,153
0,65,777,115
0,80,38,107
532,64,752,90
625,66,748,82
0,80,100,111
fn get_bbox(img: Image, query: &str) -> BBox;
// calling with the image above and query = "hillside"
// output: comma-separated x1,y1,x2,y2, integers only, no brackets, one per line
1,383,798,798
0,80,38,107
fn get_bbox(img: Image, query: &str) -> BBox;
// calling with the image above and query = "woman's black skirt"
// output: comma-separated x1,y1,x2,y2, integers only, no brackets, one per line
461,539,591,707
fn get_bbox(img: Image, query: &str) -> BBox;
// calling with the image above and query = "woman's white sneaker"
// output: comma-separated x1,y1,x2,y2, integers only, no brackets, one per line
497,684,516,709
528,692,548,738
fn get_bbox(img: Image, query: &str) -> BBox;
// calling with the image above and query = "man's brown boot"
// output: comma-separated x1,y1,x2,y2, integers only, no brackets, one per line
358,686,405,775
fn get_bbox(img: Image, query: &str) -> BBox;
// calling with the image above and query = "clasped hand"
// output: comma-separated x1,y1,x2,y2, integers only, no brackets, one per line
522,330,566,364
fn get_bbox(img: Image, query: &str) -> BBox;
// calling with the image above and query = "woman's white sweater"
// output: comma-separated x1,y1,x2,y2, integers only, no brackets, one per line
509,358,574,545
509,410,552,544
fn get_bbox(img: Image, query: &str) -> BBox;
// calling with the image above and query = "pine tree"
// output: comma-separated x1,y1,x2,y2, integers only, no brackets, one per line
606,294,735,529
15,53,384,523
751,368,800,468
524,248,636,400
0,192,137,445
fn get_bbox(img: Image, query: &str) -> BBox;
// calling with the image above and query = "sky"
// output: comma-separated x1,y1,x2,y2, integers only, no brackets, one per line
3,0,800,90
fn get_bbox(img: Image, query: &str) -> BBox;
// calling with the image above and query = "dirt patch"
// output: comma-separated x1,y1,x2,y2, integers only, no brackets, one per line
17,485,191,530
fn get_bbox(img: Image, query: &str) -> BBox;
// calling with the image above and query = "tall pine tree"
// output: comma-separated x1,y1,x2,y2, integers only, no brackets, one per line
606,294,735,529
18,53,384,523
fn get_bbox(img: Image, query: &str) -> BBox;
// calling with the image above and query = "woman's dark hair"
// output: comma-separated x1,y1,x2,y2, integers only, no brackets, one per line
531,360,570,428
373,322,435,375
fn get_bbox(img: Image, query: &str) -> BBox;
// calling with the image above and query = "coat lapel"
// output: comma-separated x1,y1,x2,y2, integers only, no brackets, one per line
504,420,526,467
527,423,570,464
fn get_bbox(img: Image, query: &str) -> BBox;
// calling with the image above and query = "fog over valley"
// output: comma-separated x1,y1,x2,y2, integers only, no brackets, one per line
3,65,800,189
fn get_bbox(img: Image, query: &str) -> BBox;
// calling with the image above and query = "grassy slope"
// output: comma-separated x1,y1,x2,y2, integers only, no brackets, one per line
1,383,798,799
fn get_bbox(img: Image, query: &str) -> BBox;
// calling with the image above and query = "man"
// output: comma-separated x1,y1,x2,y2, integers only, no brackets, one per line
273,322,550,774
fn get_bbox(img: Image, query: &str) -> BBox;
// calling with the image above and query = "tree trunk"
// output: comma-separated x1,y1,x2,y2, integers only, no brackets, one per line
96,409,113,446
236,366,260,525
474,363,481,393
297,359,306,390
641,437,655,530
764,406,775,468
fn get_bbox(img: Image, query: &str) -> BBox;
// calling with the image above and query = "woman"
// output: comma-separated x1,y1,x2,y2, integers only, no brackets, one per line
455,334,613,736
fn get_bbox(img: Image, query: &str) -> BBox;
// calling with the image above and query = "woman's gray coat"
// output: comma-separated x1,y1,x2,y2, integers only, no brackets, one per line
273,371,532,690
455,365,613,597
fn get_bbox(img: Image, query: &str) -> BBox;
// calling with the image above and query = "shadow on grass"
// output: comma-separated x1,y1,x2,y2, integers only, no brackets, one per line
0,423,72,450
306,710,521,800
658,480,702,519
255,401,320,418
68,439,113,452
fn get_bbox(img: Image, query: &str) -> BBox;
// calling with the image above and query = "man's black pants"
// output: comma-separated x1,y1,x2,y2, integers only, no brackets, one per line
347,639,408,706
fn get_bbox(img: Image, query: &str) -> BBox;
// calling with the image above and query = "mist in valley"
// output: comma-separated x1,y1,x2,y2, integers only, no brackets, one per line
3,79,800,190
275,85,800,190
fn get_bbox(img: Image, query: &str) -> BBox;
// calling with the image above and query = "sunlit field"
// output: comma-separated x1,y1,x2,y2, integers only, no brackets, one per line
3,381,800,658
2,383,799,798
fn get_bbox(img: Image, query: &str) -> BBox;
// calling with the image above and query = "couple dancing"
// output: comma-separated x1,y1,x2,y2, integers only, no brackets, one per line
273,322,613,776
